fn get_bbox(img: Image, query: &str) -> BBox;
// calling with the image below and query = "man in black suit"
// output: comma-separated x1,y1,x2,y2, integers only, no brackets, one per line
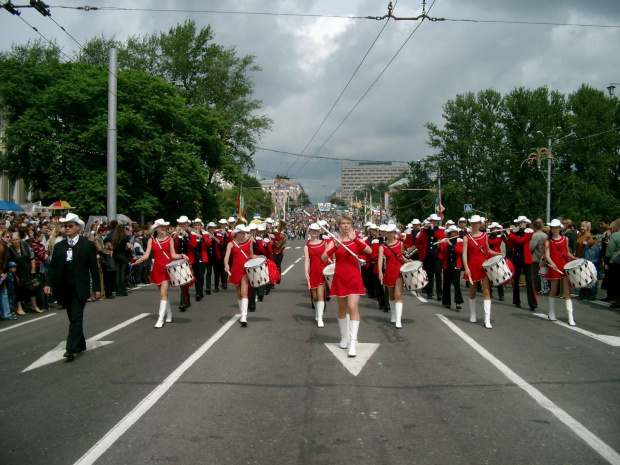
44,213,101,361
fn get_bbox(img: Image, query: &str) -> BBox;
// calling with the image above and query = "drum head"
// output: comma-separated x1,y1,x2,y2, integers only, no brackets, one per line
323,263,335,275
482,255,503,267
166,259,187,268
563,259,585,271
400,260,423,272
245,257,266,268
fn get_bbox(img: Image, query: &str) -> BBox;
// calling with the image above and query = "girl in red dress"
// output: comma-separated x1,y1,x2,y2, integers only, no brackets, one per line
322,214,372,357
462,215,502,328
223,225,258,327
544,219,577,325
377,224,411,328
304,223,328,327
135,219,188,328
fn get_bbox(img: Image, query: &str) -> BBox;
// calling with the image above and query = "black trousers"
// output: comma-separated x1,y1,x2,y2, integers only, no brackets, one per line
274,253,284,283
205,258,216,291
532,261,542,292
65,291,86,353
114,254,128,296
192,262,205,298
423,255,443,298
363,267,375,298
512,262,537,308
103,270,115,297
442,267,463,306
373,273,388,308
212,258,225,289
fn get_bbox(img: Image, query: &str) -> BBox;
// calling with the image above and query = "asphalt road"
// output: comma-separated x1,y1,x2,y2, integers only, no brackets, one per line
1,237,619,465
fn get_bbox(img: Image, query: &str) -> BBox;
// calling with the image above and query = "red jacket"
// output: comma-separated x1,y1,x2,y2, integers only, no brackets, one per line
189,231,212,263
415,227,446,261
506,229,534,264
487,234,503,254
437,238,463,269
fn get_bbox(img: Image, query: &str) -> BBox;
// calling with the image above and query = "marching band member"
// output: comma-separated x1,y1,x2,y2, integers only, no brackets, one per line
322,214,372,357
458,218,469,238
174,216,194,311
304,223,328,327
204,222,220,295
190,218,211,301
223,225,258,327
377,224,410,328
487,222,506,301
135,219,188,328
253,223,271,303
375,224,390,312
462,215,501,329
416,214,446,301
544,219,577,325
215,219,229,291
438,225,464,311
404,219,421,260
363,224,377,299
506,216,538,311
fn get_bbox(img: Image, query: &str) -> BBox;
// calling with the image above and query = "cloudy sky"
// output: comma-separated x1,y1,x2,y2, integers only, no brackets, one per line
2,0,619,202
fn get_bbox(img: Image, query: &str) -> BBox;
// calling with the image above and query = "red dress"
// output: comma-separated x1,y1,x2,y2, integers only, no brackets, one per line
330,240,365,298
464,233,489,283
229,238,252,285
150,236,173,285
382,241,403,287
547,236,570,280
307,240,327,289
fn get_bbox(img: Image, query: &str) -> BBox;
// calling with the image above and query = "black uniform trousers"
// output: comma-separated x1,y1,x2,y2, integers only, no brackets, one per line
442,267,463,307
192,262,206,298
512,261,537,308
423,255,443,299
66,290,87,353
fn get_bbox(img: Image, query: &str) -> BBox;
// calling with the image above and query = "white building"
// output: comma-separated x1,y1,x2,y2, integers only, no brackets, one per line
341,162,409,203
261,178,304,215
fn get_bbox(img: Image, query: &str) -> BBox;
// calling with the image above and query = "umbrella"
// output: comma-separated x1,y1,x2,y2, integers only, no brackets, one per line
116,214,134,225
0,200,24,211
48,200,74,210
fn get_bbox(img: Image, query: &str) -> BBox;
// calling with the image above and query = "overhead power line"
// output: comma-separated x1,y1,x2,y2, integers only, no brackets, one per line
257,146,410,164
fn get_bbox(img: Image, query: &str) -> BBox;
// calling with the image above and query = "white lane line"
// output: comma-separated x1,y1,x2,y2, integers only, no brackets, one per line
294,257,303,264
282,264,295,276
285,247,291,250
531,313,620,347
73,314,240,465
88,313,151,341
569,294,611,308
411,291,427,303
0,313,57,334
437,314,620,465
295,246,302,249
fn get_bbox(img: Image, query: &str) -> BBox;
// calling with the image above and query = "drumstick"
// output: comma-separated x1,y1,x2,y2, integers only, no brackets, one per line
302,210,366,265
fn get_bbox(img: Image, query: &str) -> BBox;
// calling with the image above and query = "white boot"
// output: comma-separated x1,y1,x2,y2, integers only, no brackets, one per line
240,298,248,326
314,302,318,321
316,301,325,328
390,300,396,323
154,300,166,328
165,300,172,323
395,302,403,328
469,298,477,323
566,299,575,326
348,320,360,357
483,299,492,329
338,317,348,349
548,297,557,321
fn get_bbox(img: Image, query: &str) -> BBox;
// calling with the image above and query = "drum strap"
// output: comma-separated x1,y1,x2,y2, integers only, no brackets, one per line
550,238,571,262
467,233,489,258
233,240,250,260
308,241,326,262
382,242,403,263
155,237,171,261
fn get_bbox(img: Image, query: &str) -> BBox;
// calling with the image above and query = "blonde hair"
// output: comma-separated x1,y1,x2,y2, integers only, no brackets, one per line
339,213,354,225
580,221,591,231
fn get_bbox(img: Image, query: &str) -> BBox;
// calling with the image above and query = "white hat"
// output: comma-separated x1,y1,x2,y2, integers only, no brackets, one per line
227,216,236,223
548,219,563,228
218,218,227,224
364,221,372,227
445,219,455,225
308,223,321,231
265,218,275,224
177,215,190,224
233,225,249,234
422,220,430,225
489,222,502,229
447,225,459,233
469,215,482,223
193,218,203,225
207,222,217,228
458,217,467,223
59,212,81,225
257,223,266,231
480,217,486,223
378,224,388,231
318,220,327,226
152,218,170,229
514,215,531,224
411,219,421,225
248,223,258,230
429,214,441,221
386,224,397,232
406,223,412,228
369,223,378,229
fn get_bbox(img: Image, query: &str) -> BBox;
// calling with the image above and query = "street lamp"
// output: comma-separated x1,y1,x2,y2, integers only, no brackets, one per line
607,83,620,97
536,129,576,223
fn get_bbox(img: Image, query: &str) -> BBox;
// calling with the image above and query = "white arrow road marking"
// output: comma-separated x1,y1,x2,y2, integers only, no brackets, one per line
324,343,380,376
531,313,620,347
411,291,427,303
437,314,620,465
0,312,56,334
22,313,150,373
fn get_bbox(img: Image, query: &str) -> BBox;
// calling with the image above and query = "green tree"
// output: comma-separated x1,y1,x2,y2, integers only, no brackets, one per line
390,161,436,224
215,176,273,220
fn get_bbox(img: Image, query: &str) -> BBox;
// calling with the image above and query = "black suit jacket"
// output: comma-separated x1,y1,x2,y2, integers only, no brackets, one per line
46,237,101,305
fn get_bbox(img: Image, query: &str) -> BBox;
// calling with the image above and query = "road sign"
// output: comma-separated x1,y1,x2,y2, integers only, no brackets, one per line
464,204,473,213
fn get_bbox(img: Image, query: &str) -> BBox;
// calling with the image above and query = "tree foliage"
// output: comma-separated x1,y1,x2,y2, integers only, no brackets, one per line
391,85,620,224
215,175,273,220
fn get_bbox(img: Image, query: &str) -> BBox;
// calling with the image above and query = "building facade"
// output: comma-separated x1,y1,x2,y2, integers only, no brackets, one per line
0,107,31,204
261,178,304,217
340,162,409,203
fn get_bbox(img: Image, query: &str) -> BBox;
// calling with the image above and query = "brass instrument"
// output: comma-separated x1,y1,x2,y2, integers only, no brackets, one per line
233,216,247,228
277,219,287,233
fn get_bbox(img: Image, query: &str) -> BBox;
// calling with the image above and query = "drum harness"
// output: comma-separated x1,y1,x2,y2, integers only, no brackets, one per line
548,237,572,274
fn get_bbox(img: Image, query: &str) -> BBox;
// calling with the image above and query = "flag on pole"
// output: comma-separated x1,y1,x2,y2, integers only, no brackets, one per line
435,196,445,220
237,195,245,218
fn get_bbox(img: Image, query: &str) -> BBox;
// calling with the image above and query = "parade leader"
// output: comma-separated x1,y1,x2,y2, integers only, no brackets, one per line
44,213,101,361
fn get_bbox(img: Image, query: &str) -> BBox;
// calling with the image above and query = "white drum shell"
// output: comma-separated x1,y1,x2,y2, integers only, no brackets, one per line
564,259,597,289
323,263,336,289
400,260,428,291
244,258,270,288
482,256,513,286
165,259,194,287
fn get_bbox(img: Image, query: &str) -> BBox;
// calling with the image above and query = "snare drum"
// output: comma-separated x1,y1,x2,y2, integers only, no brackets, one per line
165,259,194,287
244,257,270,288
482,256,513,286
563,259,597,289
400,260,428,291
323,263,336,289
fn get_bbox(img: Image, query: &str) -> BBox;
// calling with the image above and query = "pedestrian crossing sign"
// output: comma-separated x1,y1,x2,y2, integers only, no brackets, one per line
464,204,473,213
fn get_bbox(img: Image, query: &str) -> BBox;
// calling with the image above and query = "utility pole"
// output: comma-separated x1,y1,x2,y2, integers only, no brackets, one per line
107,48,117,221
546,138,552,224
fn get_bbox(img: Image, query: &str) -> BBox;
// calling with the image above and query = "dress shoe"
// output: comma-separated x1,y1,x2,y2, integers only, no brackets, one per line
530,305,537,311
214,288,219,293
63,351,75,361
196,295,202,302
205,290,211,295
499,296,505,301
179,304,186,312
